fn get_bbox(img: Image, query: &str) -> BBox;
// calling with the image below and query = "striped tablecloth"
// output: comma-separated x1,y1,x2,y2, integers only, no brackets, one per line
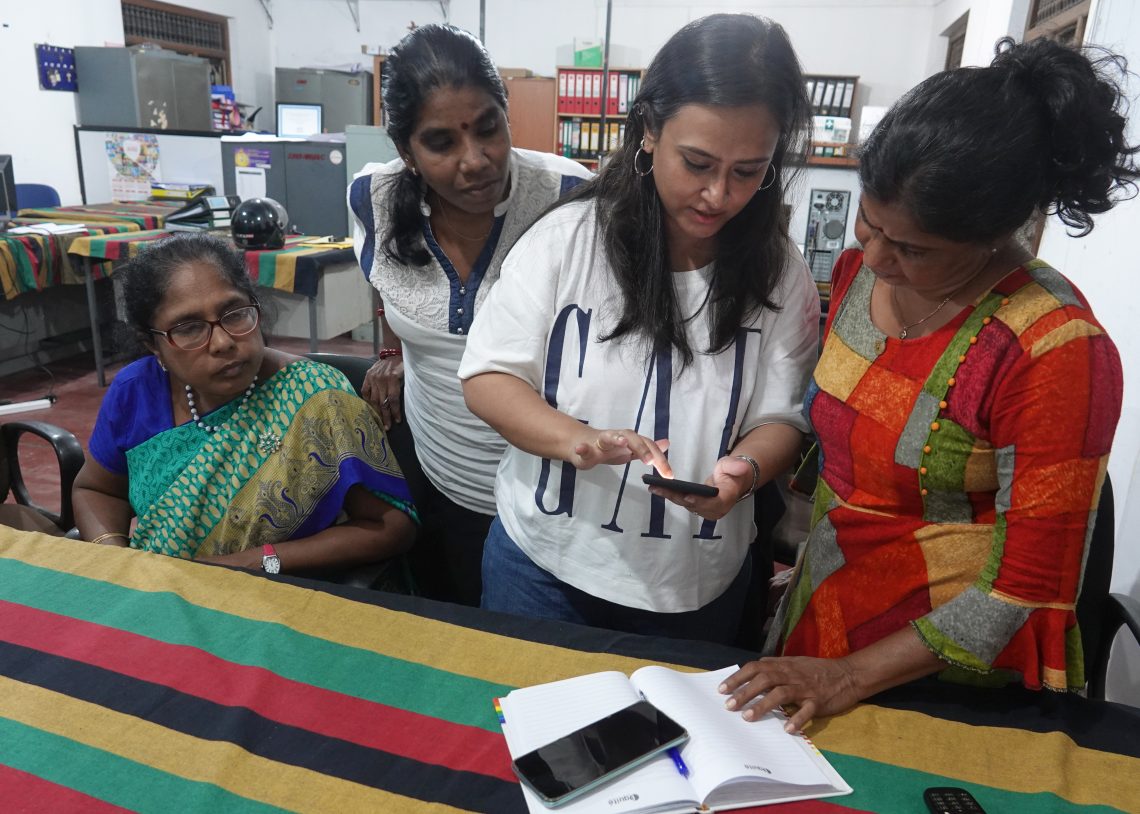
68,231,356,297
16,201,184,231
1,530,1137,814
0,224,134,300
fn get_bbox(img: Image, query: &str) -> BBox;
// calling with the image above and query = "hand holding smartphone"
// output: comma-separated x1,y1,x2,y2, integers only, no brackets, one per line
641,473,719,498
511,700,689,807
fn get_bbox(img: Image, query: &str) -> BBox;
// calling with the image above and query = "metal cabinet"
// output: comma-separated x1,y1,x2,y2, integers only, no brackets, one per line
275,68,373,134
75,46,212,131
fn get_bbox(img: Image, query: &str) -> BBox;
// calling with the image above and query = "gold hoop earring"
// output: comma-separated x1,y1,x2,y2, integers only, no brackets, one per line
757,164,777,191
633,139,654,177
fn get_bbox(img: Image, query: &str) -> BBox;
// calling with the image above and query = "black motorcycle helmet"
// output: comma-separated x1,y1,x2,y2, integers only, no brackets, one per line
231,197,288,250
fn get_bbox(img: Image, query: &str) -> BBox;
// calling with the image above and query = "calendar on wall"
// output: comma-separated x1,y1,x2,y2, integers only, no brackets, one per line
36,44,77,92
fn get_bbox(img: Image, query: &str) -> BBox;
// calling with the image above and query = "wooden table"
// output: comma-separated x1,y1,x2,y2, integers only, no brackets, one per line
1,529,1137,813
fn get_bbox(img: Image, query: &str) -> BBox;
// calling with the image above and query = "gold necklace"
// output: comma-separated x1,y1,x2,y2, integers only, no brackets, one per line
892,249,997,340
434,195,493,243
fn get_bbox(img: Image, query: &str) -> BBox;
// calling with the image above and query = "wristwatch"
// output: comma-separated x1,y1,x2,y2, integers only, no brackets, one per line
261,543,281,574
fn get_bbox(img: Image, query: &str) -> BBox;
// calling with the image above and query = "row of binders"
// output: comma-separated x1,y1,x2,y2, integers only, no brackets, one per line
557,68,642,116
559,119,627,160
805,75,857,119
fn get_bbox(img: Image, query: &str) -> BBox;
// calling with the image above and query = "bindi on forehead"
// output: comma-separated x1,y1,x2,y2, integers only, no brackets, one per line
460,121,469,130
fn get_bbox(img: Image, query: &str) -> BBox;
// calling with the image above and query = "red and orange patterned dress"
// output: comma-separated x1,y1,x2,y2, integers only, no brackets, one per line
769,249,1122,690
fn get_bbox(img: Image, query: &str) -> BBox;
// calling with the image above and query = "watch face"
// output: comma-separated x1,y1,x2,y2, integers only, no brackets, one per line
263,555,281,574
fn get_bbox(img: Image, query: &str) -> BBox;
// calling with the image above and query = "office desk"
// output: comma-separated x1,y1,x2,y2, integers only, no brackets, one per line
0,224,132,301
16,201,183,231
1,530,1137,813
66,231,375,385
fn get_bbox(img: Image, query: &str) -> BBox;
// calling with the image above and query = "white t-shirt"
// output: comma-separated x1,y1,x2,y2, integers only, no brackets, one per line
458,200,820,612
349,149,591,515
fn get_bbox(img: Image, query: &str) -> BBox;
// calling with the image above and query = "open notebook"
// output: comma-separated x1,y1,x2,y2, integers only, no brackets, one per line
498,665,851,813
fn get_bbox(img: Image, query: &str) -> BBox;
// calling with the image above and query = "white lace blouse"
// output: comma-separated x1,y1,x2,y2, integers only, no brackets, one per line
348,148,591,515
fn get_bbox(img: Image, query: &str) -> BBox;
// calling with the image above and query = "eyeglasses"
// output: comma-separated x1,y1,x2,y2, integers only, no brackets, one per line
149,304,261,350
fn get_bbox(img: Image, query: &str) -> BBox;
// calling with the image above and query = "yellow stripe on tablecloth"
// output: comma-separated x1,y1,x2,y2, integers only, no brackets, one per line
0,532,674,688
273,251,296,292
0,242,19,300
0,676,471,814
810,702,1140,810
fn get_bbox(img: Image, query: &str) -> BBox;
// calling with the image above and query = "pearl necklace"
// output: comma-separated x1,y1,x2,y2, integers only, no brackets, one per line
185,376,258,433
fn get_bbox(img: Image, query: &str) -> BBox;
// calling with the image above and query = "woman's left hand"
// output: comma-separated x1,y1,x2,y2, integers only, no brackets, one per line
646,454,756,520
718,656,861,732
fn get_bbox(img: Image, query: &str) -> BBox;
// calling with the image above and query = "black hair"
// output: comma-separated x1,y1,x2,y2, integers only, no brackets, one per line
859,36,1139,242
559,14,811,365
380,23,508,266
121,232,257,345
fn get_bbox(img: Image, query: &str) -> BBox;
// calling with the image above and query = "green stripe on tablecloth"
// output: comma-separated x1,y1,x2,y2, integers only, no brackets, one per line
825,750,1128,814
0,558,511,732
0,718,289,814
12,237,40,293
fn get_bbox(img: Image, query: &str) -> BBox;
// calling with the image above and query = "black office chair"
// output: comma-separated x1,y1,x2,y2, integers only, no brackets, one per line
1,420,85,534
1076,476,1140,700
304,352,420,591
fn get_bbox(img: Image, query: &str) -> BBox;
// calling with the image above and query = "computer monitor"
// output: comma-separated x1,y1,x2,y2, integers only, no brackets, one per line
0,155,16,222
276,103,323,139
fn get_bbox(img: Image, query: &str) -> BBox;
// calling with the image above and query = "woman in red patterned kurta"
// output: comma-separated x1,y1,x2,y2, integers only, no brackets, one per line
721,36,1137,731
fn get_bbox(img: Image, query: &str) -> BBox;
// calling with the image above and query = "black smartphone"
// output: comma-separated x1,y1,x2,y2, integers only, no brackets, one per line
641,473,719,498
511,700,689,807
923,787,987,813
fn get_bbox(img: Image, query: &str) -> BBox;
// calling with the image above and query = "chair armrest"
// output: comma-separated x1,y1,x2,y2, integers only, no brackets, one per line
1,419,85,531
1108,592,1140,650
1088,592,1140,700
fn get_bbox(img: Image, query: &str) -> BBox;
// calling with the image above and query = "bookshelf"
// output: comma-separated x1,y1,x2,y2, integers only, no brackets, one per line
555,66,644,166
805,74,858,165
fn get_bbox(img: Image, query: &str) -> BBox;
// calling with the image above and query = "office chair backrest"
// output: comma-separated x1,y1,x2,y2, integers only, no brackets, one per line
304,352,371,396
1076,476,1114,688
15,183,61,210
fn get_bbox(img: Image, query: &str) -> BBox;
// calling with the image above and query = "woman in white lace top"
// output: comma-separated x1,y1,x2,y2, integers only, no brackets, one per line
348,24,590,605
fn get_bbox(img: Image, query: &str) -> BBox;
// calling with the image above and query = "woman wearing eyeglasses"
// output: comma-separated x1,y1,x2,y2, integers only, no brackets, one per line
73,233,416,574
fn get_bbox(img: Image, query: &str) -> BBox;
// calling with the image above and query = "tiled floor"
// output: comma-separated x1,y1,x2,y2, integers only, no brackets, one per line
1,334,376,517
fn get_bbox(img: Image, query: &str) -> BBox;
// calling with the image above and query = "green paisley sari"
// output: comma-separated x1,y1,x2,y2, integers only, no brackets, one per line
127,359,414,558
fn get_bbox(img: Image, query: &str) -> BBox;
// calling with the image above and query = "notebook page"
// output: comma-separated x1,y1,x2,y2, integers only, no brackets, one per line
500,671,696,814
631,666,830,802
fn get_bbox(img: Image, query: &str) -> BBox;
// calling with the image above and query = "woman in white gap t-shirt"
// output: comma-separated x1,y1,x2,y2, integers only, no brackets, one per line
459,14,820,642
349,25,590,606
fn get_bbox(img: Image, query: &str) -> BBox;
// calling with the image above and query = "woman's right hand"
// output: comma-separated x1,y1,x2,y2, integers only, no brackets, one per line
572,428,672,474
361,357,405,430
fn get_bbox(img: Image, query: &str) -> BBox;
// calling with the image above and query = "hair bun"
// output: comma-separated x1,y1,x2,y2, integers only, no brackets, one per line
991,36,1138,235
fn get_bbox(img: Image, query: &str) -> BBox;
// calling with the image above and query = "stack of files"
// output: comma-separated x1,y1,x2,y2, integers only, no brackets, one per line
164,194,240,232
7,222,89,235
150,182,215,201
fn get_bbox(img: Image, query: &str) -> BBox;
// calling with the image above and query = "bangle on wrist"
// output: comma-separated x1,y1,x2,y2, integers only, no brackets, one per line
733,454,761,503
378,347,402,360
91,532,128,545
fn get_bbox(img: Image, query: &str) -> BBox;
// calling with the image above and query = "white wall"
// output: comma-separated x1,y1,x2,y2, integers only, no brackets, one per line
1036,0,1140,705
0,1,123,205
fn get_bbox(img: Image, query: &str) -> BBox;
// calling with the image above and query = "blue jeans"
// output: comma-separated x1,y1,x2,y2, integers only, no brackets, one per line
481,516,751,644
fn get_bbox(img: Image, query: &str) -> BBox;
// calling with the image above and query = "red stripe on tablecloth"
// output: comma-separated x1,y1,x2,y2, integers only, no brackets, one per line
0,765,132,814
0,599,515,783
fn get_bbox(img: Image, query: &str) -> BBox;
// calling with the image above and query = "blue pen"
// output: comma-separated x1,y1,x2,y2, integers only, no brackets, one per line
668,747,689,778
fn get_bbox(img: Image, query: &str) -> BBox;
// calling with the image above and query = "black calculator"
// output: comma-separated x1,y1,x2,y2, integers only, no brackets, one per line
924,787,987,814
